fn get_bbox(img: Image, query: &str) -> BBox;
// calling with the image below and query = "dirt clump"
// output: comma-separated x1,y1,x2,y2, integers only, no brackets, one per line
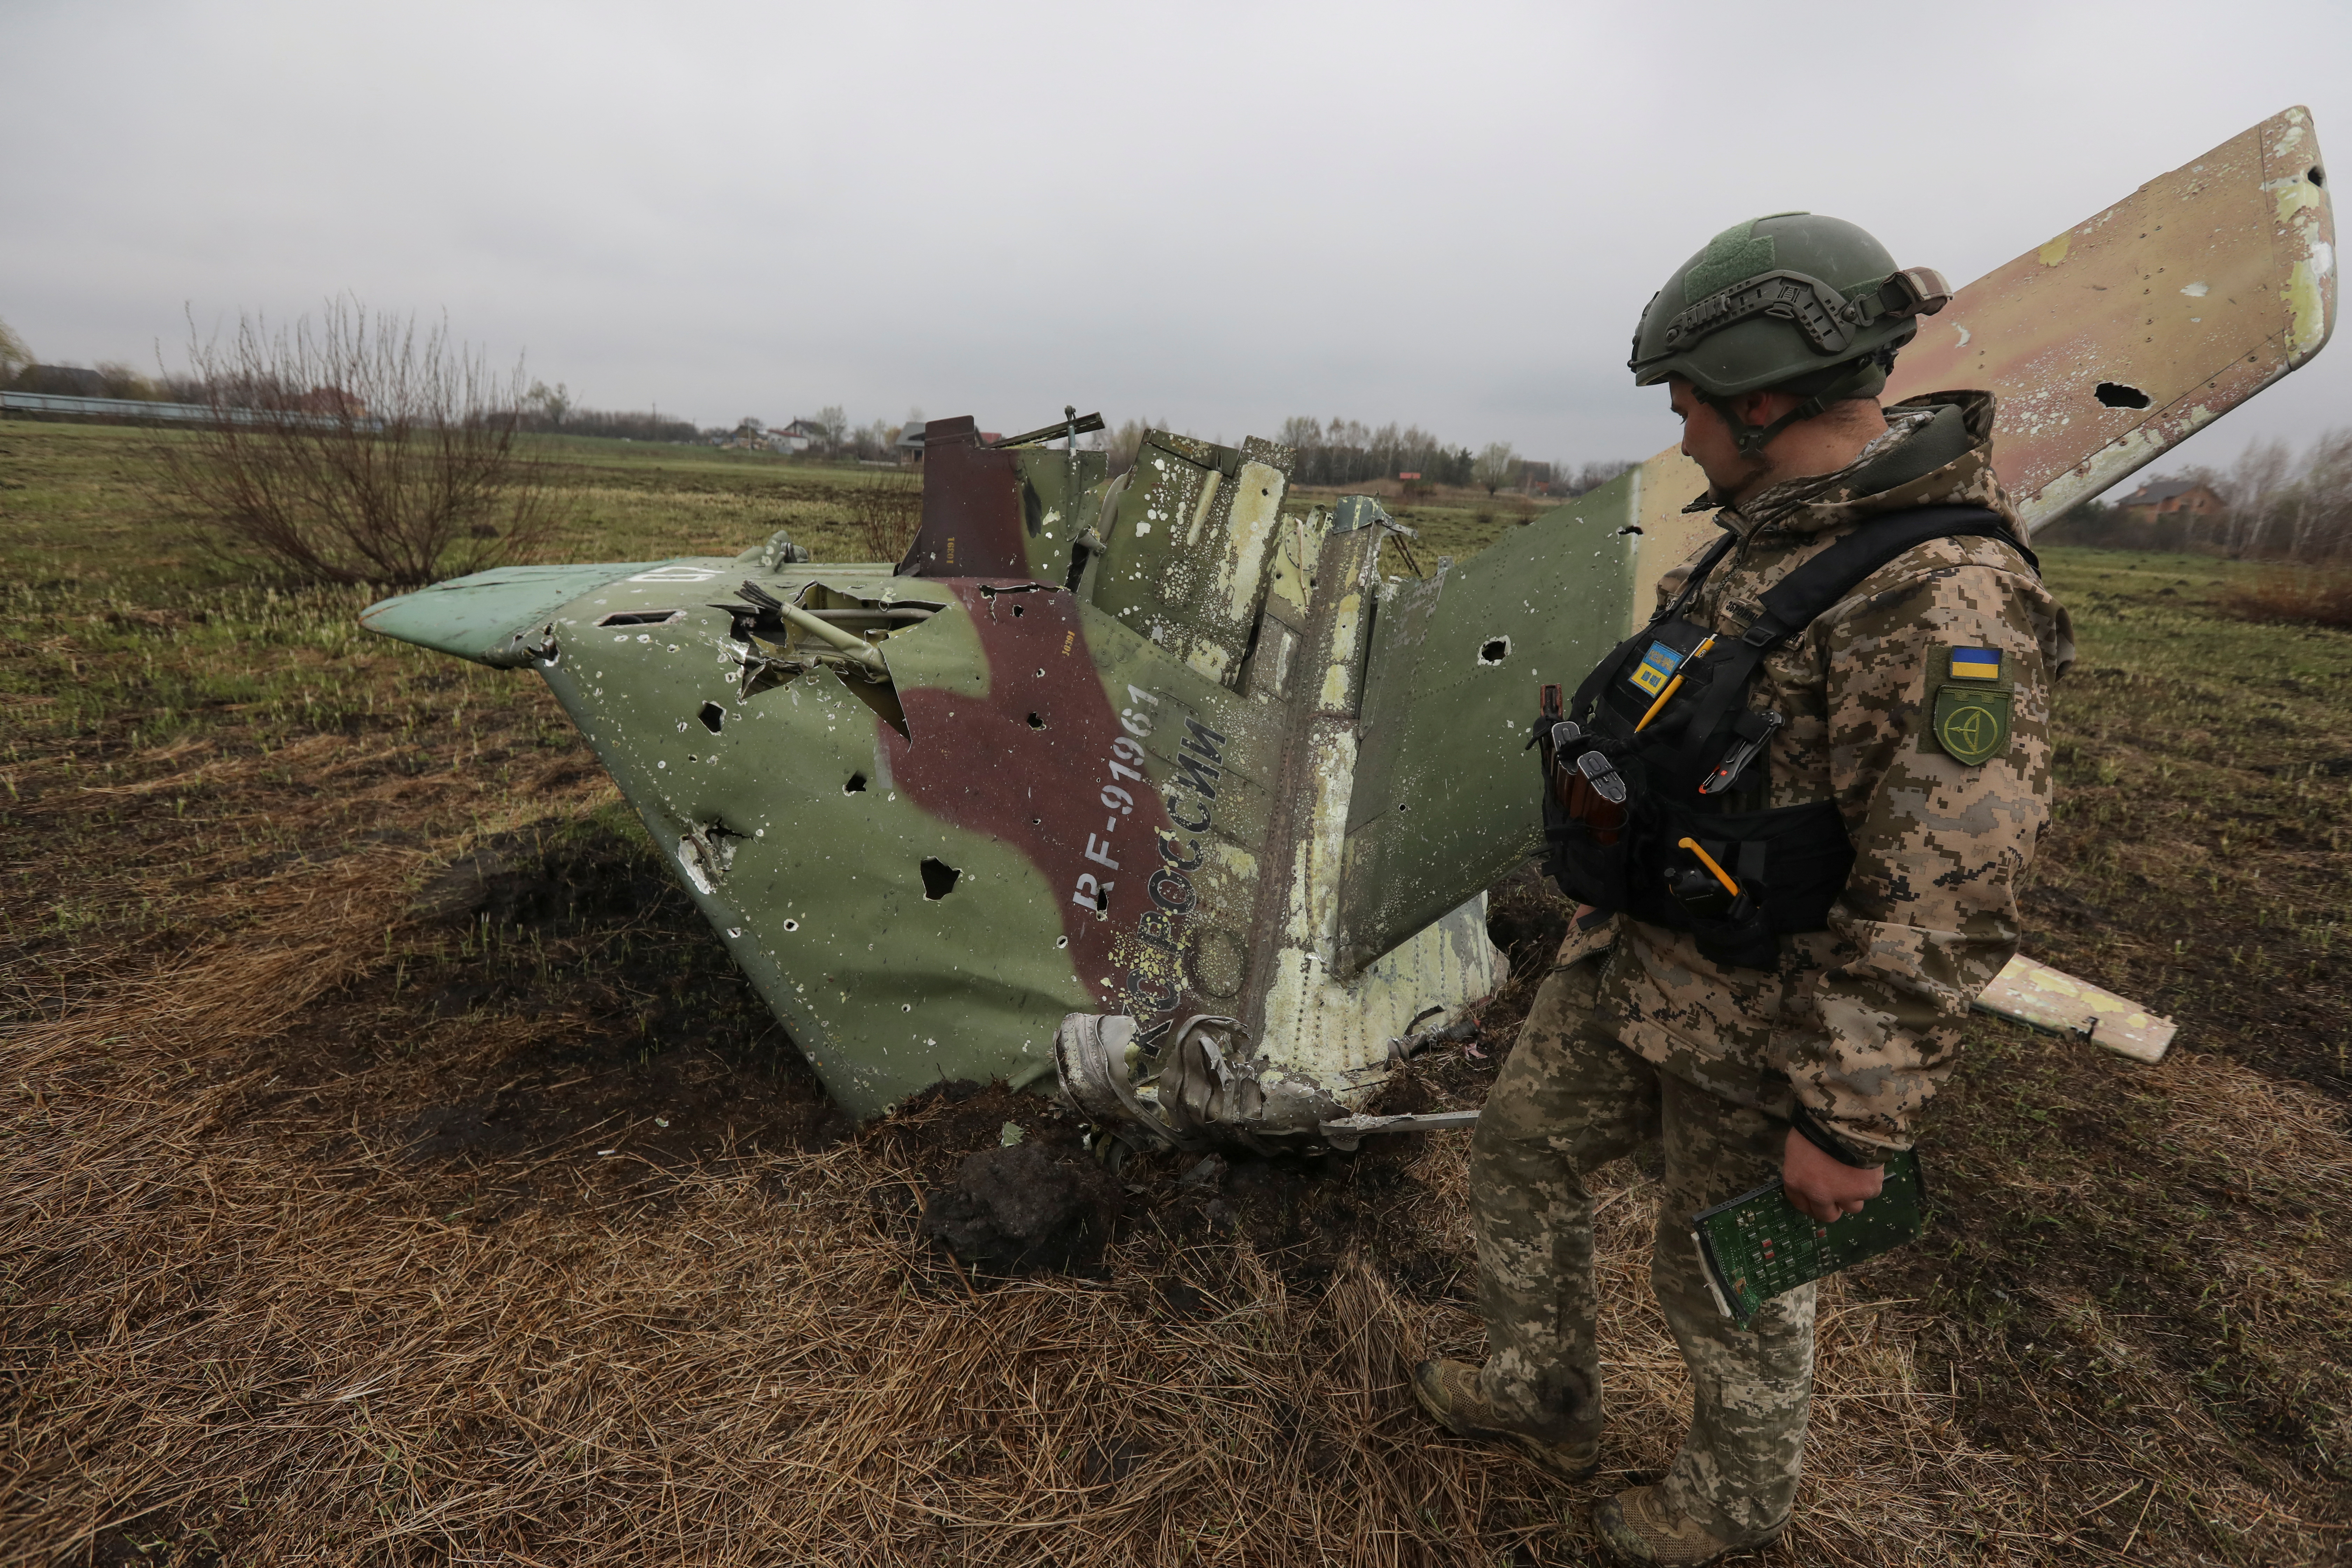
921,1140,1124,1275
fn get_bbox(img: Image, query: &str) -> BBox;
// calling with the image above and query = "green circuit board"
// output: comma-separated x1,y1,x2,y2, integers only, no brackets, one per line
1690,1150,1930,1328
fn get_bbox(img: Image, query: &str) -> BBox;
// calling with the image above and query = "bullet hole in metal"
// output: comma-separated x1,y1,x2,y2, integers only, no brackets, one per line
921,858,961,900
1055,936,1069,949
845,772,868,794
783,918,799,932
1012,603,1026,617
698,702,724,734
1478,637,1511,665
2095,382,2152,410
2312,165,2327,188
597,609,682,627
1028,712,1047,729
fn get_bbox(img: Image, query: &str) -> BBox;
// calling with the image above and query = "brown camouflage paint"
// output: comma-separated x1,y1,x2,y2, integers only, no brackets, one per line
880,576,1201,1049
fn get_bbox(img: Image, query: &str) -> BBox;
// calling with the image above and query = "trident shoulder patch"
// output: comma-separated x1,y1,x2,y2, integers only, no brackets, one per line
1932,683,2011,765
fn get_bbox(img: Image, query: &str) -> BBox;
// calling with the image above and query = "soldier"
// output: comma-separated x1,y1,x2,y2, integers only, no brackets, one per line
1412,214,2073,1564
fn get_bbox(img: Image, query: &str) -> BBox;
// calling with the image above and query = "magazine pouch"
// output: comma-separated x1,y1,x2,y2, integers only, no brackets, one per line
1541,737,1646,912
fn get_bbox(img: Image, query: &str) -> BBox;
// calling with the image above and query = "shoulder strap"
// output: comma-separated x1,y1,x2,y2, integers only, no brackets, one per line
1655,528,1741,627
1662,505,2033,789
1737,504,2034,653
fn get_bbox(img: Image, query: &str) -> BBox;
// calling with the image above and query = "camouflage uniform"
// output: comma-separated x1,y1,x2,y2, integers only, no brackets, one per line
1470,391,2073,1540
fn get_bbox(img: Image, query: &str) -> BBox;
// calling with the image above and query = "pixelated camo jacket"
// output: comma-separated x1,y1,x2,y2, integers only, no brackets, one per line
1593,390,2076,1154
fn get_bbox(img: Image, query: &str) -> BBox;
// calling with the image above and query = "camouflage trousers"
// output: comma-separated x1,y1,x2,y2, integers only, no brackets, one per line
1469,956,1815,1540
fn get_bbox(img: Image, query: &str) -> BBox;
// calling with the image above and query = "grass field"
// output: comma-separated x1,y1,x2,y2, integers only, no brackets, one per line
1,419,2346,1566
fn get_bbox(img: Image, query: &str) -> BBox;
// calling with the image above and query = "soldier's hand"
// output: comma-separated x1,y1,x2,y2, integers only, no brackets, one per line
1781,1129,1884,1224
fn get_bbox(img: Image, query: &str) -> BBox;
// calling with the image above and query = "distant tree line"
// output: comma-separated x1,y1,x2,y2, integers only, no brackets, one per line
4,312,1644,493
517,381,699,443
2044,430,2352,563
1276,417,1476,488
2212,431,2352,561
0,317,206,402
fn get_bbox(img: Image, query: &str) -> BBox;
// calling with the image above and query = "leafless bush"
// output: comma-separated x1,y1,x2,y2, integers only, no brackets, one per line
845,475,921,562
162,299,566,586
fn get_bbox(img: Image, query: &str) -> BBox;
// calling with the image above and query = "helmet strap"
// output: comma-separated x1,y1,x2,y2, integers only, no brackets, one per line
1704,356,1889,455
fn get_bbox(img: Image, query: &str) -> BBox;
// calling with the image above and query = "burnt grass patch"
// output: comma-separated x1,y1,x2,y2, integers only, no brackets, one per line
4,422,2349,1566
235,817,851,1224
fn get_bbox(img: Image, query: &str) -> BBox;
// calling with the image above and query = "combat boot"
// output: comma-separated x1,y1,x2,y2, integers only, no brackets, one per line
1591,1486,1785,1566
1409,1359,1599,1481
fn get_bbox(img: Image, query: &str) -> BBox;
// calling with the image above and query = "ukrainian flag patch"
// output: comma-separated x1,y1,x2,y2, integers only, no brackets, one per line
1629,641,1685,697
1948,646,2002,681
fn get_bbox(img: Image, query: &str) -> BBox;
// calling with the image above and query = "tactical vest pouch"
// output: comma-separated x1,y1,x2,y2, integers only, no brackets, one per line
1597,616,1717,736
1672,885,1778,970
1542,740,1644,909
1636,801,1856,967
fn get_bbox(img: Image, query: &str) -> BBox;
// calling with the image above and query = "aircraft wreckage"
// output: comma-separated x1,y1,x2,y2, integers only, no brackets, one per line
364,107,2333,1154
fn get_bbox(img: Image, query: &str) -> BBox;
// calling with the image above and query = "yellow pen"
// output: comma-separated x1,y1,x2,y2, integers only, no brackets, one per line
1634,635,1716,732
1676,837,1742,898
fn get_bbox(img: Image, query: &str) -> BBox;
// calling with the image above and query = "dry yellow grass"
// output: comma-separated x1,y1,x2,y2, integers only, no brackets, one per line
5,863,2343,1564
6,427,2348,1565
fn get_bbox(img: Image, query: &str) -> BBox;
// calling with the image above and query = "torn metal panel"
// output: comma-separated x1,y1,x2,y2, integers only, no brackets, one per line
1090,433,1296,689
1973,954,2177,1064
900,416,1026,579
1892,104,2336,526
1335,485,1639,976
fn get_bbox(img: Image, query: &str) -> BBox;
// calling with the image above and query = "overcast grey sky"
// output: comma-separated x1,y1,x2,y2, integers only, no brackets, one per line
4,0,2347,477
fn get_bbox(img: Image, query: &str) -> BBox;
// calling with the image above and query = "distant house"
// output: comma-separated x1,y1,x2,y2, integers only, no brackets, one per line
15,364,109,398
766,417,828,454
1516,460,1556,497
2116,476,2227,525
893,423,1000,466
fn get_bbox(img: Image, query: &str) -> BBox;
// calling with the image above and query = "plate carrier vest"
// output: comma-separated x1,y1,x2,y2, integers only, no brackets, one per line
1539,503,2036,969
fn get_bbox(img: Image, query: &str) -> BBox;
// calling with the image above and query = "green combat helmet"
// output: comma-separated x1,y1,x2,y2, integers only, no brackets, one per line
1628,212,1951,452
